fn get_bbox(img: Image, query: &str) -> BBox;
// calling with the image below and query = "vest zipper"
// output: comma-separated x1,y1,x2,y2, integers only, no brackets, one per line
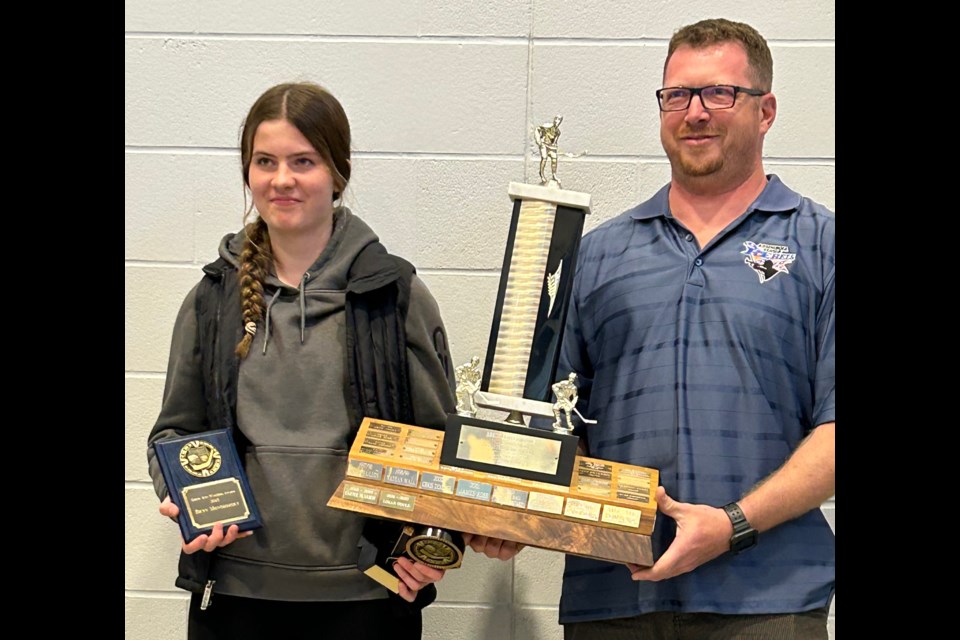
200,579,216,610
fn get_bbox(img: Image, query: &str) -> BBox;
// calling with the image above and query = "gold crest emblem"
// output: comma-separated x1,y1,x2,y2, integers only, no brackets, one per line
178,440,223,478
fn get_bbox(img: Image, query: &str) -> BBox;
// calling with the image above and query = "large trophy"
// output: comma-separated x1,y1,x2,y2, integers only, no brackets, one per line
328,117,658,590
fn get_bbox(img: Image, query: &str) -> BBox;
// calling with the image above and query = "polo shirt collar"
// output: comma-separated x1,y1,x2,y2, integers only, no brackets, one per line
628,174,802,221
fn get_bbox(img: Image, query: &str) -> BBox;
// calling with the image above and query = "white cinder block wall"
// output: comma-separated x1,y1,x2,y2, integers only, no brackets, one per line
125,1,835,638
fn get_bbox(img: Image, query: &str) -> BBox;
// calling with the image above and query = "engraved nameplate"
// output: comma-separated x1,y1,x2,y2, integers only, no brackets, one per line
342,482,381,505
346,460,384,481
615,467,652,504
455,479,493,502
491,486,529,508
601,504,643,528
384,466,420,488
183,478,250,528
379,491,416,512
419,472,457,494
455,424,561,475
564,498,602,522
527,491,564,515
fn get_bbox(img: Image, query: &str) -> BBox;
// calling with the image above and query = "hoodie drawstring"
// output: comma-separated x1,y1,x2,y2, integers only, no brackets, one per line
262,289,282,355
299,273,308,344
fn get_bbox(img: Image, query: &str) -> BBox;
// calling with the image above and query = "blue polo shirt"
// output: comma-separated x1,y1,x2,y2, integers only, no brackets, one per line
555,174,835,622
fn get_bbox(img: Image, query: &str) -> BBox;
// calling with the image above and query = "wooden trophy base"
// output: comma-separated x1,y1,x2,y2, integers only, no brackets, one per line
328,417,658,566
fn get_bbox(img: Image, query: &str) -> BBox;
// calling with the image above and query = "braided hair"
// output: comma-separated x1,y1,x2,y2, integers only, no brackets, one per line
235,218,274,358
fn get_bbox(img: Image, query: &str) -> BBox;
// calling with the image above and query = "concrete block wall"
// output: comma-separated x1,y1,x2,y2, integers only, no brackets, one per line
125,1,835,637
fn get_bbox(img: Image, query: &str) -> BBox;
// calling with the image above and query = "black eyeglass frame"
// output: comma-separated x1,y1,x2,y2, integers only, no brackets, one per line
655,85,767,112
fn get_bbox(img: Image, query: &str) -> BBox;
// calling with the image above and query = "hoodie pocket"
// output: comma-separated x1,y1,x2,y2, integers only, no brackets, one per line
220,445,366,570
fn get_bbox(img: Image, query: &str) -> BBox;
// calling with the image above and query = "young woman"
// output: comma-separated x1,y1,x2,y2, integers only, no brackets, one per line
147,82,457,640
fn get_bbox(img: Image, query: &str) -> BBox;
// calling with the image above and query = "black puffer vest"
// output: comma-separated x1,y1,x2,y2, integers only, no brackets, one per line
176,241,432,609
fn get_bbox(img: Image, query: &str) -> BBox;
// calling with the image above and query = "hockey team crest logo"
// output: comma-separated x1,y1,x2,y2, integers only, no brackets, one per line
740,241,796,284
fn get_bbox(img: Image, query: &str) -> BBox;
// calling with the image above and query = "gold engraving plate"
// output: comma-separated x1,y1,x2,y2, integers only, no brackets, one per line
601,504,643,528
527,491,564,515
576,476,613,497
364,431,400,447
357,421,443,466
564,498,602,522
456,424,560,475
399,433,440,464
368,421,403,435
342,482,381,505
616,467,652,504
360,444,393,456
379,491,416,512
576,459,613,497
182,478,250,528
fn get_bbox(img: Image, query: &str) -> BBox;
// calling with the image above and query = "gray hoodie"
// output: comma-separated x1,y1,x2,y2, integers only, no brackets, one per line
148,208,456,601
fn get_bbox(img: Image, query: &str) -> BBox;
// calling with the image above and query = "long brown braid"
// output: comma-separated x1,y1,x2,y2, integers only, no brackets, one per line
236,218,274,358
232,82,352,359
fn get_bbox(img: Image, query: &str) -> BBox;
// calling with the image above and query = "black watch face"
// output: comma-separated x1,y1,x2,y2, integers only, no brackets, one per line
731,530,758,553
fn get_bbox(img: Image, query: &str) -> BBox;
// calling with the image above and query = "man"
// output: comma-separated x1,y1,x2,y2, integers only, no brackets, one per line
552,18,834,639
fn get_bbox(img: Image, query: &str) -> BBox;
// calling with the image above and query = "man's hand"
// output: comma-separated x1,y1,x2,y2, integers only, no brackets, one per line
159,496,254,554
461,533,525,561
626,486,731,582
394,557,445,603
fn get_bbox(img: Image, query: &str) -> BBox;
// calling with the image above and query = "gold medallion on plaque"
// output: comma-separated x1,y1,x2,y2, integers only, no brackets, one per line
178,440,223,478
406,527,464,569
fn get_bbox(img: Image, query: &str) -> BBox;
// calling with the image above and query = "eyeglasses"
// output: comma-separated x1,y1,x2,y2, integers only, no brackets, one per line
655,85,767,112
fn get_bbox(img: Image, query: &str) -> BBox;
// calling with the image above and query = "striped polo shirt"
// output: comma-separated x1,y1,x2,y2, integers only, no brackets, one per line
555,174,835,621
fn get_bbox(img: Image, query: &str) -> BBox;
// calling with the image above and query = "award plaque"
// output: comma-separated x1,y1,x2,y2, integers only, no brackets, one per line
329,117,660,571
153,428,263,543
328,417,658,566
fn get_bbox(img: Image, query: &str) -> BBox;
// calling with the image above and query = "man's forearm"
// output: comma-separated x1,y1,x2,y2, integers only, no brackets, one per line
738,422,835,533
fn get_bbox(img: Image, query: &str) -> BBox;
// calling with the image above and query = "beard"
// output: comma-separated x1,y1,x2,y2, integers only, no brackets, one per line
664,126,726,178
673,150,724,177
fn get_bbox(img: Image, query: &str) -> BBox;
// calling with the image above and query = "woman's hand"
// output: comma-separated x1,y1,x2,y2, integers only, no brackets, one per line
393,556,445,603
461,533,525,561
159,496,254,554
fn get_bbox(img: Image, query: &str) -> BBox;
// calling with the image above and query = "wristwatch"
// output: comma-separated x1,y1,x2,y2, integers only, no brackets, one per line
722,502,758,554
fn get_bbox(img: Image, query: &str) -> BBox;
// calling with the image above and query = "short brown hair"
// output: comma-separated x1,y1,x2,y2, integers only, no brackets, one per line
665,18,773,92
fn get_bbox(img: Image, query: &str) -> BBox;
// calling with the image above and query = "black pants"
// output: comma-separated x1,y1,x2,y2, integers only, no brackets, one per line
564,606,830,640
188,592,423,640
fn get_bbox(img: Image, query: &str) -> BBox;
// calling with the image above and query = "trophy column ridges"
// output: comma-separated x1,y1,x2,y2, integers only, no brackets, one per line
488,199,556,398
477,181,591,414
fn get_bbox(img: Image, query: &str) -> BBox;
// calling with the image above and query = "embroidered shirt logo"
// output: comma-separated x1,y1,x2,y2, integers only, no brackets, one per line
740,241,796,283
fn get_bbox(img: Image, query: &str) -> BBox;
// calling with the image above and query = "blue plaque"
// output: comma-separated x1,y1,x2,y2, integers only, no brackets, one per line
420,472,457,494
455,479,493,501
346,459,384,481
153,428,263,543
384,466,420,488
